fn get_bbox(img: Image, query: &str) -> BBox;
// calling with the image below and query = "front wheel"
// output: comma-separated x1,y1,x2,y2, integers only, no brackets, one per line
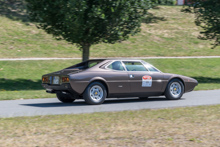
83,82,107,105
165,79,184,100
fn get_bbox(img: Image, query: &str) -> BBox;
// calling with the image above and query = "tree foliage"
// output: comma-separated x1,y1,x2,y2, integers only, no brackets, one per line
26,0,154,61
183,0,220,48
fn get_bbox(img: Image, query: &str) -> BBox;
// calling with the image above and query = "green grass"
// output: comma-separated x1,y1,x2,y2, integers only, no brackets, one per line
0,5,220,58
0,105,219,146
0,60,80,100
0,58,219,100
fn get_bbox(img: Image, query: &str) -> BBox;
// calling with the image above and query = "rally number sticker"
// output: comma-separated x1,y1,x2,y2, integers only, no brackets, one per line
142,76,152,87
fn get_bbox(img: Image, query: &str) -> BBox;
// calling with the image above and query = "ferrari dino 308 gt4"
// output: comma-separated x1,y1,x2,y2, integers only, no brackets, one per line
42,59,198,105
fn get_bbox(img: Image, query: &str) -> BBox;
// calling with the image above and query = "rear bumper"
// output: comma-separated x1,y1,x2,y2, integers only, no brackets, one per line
42,83,80,96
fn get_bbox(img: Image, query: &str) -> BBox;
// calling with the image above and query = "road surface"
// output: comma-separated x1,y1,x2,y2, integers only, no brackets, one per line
0,90,219,118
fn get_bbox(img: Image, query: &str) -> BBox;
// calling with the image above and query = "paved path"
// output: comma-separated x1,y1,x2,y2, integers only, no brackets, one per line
0,90,219,118
0,56,220,61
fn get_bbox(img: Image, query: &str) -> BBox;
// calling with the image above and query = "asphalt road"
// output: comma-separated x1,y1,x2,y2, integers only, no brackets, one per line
0,90,220,118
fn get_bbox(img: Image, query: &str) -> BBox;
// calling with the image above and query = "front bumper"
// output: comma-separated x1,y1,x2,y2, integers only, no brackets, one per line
184,79,198,93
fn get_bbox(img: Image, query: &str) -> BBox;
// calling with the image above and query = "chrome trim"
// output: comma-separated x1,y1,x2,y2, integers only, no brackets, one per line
121,61,127,71
170,82,182,98
90,85,103,101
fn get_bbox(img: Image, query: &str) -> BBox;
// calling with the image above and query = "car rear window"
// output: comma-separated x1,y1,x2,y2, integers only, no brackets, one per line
66,60,104,70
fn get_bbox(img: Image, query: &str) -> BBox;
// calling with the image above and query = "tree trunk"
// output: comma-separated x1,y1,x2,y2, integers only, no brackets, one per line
82,43,91,61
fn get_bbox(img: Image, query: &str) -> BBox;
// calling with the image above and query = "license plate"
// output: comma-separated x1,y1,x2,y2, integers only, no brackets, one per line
46,89,53,92
53,76,60,84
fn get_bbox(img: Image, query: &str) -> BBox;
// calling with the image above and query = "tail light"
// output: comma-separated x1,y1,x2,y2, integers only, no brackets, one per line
62,77,69,83
42,76,49,83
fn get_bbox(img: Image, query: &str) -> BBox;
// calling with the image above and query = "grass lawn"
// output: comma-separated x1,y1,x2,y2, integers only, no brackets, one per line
0,4,220,58
0,105,219,146
0,60,80,100
0,58,219,100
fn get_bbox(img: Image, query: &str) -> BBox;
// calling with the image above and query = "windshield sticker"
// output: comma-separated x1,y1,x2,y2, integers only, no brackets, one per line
142,76,152,87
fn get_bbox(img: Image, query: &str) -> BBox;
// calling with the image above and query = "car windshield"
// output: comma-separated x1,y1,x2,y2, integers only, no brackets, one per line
142,61,161,72
66,59,105,70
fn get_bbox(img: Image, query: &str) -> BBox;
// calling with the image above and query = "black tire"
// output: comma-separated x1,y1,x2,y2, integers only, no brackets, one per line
165,79,184,100
139,97,149,100
83,82,107,105
56,92,75,103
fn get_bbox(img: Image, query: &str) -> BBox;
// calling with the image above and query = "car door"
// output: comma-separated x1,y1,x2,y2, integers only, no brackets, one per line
104,61,130,96
122,61,164,94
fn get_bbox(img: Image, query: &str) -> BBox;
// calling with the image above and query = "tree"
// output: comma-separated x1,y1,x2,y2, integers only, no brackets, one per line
183,0,220,48
26,0,154,61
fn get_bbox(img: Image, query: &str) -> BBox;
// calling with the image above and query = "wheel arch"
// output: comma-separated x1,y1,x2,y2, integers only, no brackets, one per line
87,77,109,97
167,77,185,92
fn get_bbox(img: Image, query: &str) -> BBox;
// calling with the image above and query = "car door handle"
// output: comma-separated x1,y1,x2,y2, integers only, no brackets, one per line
129,75,134,78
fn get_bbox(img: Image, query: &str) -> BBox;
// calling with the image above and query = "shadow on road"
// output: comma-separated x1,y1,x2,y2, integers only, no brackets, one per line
20,97,185,108
21,102,86,107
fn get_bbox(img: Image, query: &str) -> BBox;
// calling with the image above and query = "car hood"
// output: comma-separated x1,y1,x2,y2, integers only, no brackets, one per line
163,73,198,83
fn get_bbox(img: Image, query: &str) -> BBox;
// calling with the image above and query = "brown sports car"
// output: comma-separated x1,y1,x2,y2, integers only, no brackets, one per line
42,59,198,105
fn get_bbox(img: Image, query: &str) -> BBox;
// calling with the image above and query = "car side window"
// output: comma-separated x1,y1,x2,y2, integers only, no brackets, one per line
107,61,125,71
147,66,158,72
123,61,148,71
142,61,160,72
88,61,98,68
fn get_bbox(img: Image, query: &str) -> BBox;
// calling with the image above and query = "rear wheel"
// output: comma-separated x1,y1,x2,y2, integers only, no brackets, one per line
83,82,107,105
56,92,75,103
165,79,184,100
